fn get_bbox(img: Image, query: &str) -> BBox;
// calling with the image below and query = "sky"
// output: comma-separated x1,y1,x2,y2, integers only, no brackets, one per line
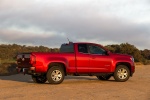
0,0,150,50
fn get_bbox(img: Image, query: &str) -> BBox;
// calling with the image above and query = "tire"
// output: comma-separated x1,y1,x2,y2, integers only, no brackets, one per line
47,65,65,84
114,65,130,82
32,75,47,83
97,75,111,80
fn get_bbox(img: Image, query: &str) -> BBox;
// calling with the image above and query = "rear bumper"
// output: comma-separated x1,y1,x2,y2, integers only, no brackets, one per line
16,67,35,74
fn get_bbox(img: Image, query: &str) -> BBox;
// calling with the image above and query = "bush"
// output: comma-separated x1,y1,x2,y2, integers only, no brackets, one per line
142,60,150,65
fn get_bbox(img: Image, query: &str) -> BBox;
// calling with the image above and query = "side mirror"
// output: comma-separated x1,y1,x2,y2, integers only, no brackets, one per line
106,51,110,55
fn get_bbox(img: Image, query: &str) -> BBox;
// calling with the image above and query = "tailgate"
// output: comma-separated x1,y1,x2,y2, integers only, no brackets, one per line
17,53,32,68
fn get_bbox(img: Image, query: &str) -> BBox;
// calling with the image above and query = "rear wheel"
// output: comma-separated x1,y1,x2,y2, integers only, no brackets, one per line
32,75,47,83
97,75,112,80
114,65,130,82
47,65,65,84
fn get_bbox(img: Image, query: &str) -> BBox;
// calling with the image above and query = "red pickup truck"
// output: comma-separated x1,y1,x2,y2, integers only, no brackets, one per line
16,42,135,84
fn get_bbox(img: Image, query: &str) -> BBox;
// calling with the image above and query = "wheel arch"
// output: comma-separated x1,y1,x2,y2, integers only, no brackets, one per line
47,62,67,76
116,62,132,76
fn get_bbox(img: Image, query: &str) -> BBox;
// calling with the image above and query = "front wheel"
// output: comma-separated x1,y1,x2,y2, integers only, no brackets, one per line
114,65,130,82
47,65,65,84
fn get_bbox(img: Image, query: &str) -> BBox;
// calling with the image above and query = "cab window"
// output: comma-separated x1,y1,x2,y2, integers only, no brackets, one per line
89,45,106,55
78,44,88,53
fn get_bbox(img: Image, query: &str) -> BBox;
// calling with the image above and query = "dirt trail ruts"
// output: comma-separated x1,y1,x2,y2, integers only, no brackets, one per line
0,65,150,100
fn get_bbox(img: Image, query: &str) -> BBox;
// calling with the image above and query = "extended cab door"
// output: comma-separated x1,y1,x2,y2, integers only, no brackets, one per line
88,44,112,72
75,44,90,73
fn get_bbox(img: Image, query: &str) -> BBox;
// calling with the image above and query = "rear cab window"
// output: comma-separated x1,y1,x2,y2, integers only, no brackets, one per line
60,43,74,53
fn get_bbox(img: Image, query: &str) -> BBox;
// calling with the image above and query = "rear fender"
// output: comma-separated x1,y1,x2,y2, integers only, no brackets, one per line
47,62,67,75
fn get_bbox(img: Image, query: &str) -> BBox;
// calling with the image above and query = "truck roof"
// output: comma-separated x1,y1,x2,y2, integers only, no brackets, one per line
74,42,105,47
64,42,108,51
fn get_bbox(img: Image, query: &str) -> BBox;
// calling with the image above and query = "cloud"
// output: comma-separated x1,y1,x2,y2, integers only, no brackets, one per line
0,29,66,47
0,0,150,49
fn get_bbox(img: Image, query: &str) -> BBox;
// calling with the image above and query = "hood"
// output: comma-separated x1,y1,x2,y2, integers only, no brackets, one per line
109,52,134,62
110,53,132,57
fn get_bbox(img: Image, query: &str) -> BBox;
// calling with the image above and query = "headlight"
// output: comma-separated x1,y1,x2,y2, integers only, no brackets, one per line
130,57,134,62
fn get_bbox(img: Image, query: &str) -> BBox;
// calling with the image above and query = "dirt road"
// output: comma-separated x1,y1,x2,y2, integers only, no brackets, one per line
0,65,150,100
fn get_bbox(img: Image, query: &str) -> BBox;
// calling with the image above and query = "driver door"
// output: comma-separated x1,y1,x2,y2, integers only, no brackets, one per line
88,44,112,72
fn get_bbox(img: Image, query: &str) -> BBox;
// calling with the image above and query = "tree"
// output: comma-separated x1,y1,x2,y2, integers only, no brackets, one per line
120,43,144,62
106,43,145,62
141,49,150,60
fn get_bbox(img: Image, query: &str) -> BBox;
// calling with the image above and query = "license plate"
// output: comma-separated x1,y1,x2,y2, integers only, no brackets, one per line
23,68,25,73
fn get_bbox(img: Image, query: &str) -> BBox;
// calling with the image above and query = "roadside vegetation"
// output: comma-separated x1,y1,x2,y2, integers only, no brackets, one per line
0,44,59,75
105,43,150,65
0,43,149,75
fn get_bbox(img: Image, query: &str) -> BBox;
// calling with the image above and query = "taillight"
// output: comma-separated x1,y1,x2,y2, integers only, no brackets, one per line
30,54,36,64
